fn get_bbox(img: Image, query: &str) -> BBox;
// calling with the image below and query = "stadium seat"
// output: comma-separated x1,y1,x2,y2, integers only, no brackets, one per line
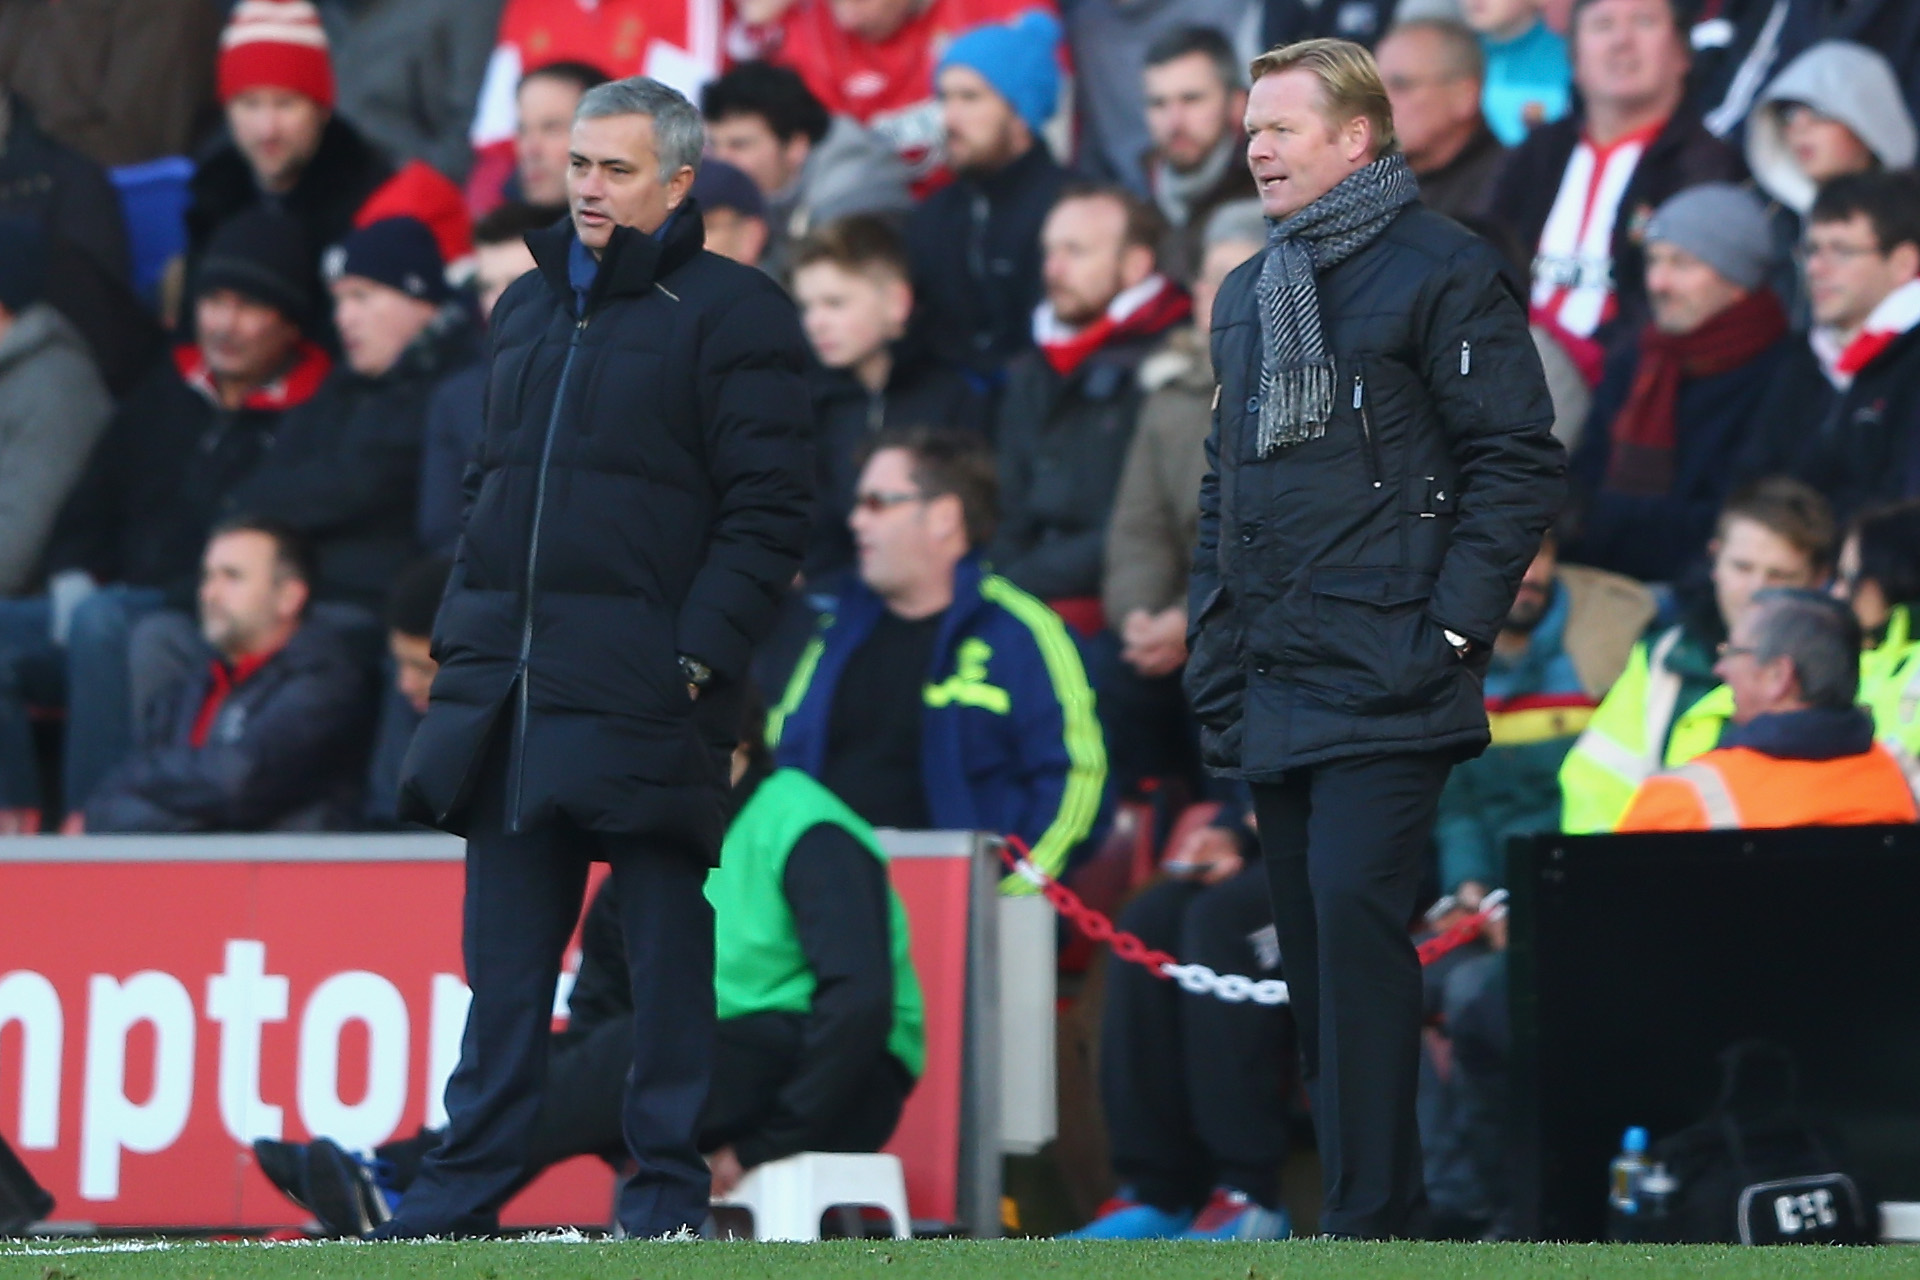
711,1151,912,1242
109,156,193,306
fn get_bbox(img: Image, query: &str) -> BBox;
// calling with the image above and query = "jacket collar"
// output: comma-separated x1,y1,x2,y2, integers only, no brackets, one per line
833,552,994,653
1718,706,1877,761
957,140,1058,201
529,200,709,315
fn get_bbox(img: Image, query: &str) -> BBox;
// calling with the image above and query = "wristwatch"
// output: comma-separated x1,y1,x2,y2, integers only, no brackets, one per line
677,655,713,688
1442,628,1473,660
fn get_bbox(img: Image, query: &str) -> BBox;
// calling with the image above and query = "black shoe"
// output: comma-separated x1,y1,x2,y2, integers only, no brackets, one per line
251,1139,315,1214
306,1138,390,1238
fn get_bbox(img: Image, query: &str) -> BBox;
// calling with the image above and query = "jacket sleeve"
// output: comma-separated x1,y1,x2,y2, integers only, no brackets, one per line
0,337,114,594
984,582,1109,886
1418,246,1568,646
85,653,374,832
732,823,896,1170
1103,407,1185,622
682,282,815,682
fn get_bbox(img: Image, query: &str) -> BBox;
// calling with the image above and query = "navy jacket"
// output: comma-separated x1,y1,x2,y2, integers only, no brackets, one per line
768,553,1109,883
1187,204,1566,779
399,204,813,854
86,621,376,832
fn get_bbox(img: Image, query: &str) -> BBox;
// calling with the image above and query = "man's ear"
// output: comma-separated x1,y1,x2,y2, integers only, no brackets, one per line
664,164,697,211
1891,240,1920,285
1119,241,1156,290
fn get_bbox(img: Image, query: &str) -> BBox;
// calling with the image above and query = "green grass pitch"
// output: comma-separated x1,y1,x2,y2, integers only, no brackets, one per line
2,1238,1916,1279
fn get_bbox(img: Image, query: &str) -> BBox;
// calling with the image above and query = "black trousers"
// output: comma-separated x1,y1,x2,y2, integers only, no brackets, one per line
379,1013,913,1198
1098,865,1294,1210
388,731,716,1239
1251,751,1452,1239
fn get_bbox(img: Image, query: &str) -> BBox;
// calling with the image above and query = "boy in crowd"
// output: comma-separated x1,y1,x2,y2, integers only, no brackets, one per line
791,216,985,587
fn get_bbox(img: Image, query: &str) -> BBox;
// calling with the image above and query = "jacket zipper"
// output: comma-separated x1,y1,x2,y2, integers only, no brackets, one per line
508,315,588,830
1353,372,1382,489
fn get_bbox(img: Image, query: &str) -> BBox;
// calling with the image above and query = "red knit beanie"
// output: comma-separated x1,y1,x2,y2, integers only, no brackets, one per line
218,0,335,109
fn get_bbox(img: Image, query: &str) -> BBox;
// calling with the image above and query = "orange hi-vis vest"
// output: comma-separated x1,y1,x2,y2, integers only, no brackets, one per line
1616,741,1920,833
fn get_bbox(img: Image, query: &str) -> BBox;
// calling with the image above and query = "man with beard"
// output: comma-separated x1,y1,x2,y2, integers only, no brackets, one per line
905,11,1067,385
1142,26,1258,286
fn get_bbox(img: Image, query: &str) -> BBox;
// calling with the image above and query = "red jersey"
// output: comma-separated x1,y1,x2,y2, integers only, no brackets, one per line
470,0,731,148
771,0,1050,187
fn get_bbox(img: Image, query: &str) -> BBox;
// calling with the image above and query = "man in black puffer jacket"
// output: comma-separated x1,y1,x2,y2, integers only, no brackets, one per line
1187,40,1564,1239
385,77,812,1243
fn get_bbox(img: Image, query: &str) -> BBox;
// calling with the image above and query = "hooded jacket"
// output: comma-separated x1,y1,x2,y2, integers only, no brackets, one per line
763,116,916,284
0,304,113,595
398,203,813,854
1746,41,1918,215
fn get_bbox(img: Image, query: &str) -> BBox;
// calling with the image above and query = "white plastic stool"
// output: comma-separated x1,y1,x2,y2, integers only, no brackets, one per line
712,1152,911,1241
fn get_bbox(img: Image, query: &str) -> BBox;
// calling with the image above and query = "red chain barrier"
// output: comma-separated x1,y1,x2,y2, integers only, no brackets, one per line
998,834,1504,985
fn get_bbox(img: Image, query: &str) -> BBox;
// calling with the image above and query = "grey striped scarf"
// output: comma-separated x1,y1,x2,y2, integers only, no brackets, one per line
1255,153,1420,456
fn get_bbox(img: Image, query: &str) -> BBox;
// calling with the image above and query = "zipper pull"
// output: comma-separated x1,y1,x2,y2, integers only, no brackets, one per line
1352,374,1363,409
1460,341,1471,376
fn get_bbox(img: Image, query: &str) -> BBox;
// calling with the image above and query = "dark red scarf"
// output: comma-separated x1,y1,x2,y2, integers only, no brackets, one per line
1037,276,1191,378
1604,289,1788,496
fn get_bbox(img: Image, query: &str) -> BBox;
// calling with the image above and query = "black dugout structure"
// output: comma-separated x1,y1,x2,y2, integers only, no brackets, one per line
1509,825,1920,1240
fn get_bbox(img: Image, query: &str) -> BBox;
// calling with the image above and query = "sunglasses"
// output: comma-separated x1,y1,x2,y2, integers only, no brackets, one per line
852,490,928,515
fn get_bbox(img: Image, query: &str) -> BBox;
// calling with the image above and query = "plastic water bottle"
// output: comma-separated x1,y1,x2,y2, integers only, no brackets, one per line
1609,1127,1650,1223
1640,1162,1677,1232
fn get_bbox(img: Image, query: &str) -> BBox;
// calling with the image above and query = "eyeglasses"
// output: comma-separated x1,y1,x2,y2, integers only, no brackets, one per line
1795,240,1884,267
852,489,927,515
1715,642,1760,660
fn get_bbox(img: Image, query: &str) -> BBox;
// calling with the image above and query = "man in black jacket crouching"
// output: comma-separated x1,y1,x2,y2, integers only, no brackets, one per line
385,76,813,1240
1186,38,1564,1238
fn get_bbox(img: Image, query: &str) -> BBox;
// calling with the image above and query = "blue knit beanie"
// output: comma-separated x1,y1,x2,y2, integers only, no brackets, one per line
937,10,1062,136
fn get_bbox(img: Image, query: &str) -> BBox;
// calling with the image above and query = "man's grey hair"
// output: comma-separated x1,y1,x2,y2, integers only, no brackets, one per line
1204,199,1268,251
1748,588,1862,711
576,76,706,182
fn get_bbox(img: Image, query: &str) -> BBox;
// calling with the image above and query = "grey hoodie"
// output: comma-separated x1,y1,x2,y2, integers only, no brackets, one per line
1747,40,1918,214
763,116,916,283
0,304,112,594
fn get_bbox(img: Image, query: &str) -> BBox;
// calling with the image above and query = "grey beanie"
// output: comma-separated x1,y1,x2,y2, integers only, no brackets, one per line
1644,184,1775,291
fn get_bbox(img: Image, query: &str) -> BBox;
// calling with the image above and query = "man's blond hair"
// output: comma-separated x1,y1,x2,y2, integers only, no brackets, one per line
1249,38,1398,159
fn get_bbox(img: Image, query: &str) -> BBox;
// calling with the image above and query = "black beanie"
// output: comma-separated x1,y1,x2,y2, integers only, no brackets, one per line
323,216,449,304
195,207,316,325
0,217,47,314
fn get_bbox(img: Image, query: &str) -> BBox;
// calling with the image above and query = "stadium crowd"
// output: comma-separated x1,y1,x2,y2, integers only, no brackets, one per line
3,0,1920,1244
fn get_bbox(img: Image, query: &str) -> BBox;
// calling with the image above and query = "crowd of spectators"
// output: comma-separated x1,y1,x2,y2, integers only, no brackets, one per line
6,0,1920,1241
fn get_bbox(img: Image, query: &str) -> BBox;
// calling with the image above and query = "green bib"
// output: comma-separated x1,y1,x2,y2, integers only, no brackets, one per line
705,769,926,1078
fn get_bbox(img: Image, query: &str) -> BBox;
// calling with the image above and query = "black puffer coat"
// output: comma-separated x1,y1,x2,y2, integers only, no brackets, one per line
1186,205,1566,779
398,205,813,854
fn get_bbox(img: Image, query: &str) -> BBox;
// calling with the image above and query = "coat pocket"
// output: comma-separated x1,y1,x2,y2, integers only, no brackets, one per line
1297,566,1454,715
1184,586,1245,730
